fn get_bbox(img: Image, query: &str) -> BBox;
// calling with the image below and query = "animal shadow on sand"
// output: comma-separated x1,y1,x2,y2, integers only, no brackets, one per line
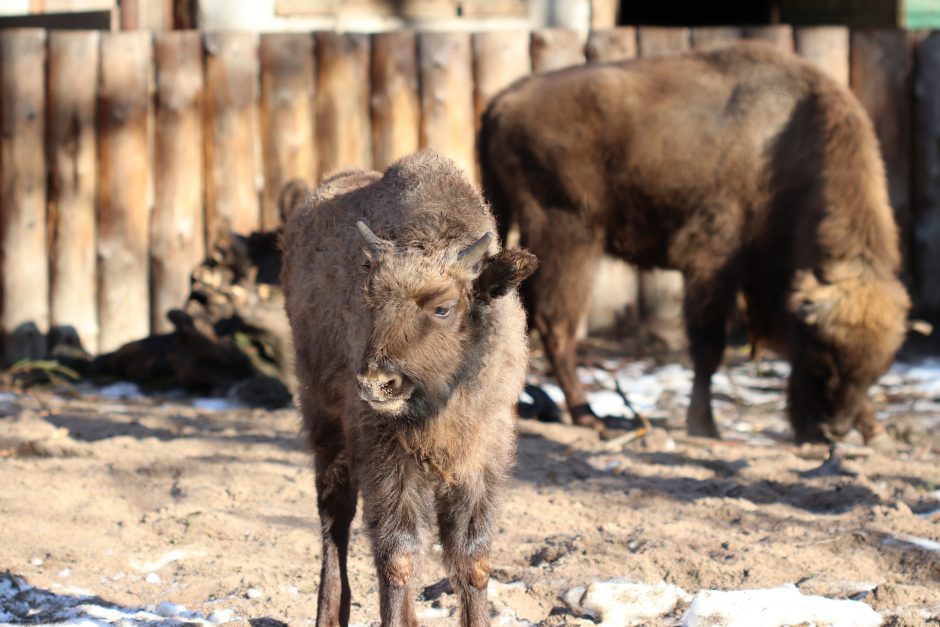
514,428,881,515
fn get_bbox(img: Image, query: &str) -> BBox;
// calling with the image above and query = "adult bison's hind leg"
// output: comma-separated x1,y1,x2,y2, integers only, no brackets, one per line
525,217,605,432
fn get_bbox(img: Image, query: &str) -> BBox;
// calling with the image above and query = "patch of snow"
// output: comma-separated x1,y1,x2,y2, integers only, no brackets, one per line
191,397,244,411
145,572,162,584
565,579,689,627
30,556,44,566
97,382,144,399
208,608,236,624
417,606,452,619
130,549,187,572
58,568,71,578
885,534,940,552
586,389,632,419
538,382,566,405
492,607,536,626
518,389,534,404
245,587,263,599
683,584,881,627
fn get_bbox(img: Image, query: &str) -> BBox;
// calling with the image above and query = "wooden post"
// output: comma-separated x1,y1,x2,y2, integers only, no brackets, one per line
851,29,914,287
48,31,99,354
583,27,641,337
316,32,371,180
585,27,637,62
418,31,475,179
0,29,47,364
795,26,849,86
97,32,152,353
637,26,688,348
152,32,204,334
742,25,794,52
637,26,691,57
914,32,940,316
530,28,584,72
260,32,315,230
590,0,619,29
691,27,742,50
371,30,419,172
204,31,260,243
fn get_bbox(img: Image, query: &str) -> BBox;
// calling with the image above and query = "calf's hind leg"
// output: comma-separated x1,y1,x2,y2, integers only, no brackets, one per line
308,414,358,627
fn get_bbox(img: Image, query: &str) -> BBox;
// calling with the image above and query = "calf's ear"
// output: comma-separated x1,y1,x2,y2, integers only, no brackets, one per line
473,248,539,302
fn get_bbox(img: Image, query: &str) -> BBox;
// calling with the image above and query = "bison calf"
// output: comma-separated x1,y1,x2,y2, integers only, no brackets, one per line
480,41,910,444
281,152,538,626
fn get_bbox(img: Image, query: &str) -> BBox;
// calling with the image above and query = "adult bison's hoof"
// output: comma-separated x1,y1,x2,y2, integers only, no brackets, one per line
687,421,721,439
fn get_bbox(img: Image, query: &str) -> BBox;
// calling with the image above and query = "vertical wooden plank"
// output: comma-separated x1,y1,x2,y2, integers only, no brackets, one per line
741,25,794,52
851,29,914,287
795,26,850,85
152,31,204,334
637,26,688,348
204,31,260,243
637,26,691,57
691,26,742,50
371,30,419,172
585,27,637,62
48,31,98,354
260,32,315,231
530,28,585,72
97,31,152,354
914,32,940,316
0,29,47,364
418,31,475,179
316,32,371,180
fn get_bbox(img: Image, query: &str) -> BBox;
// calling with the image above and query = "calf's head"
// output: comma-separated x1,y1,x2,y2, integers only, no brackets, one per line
354,221,538,423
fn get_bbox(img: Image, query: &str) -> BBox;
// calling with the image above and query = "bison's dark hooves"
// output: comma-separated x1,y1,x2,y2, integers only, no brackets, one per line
687,423,721,439
800,444,858,478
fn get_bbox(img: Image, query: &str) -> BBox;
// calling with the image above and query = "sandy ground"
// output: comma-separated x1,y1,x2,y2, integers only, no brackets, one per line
1,348,939,626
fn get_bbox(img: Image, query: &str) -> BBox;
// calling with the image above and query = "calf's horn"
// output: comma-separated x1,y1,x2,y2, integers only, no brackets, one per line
356,221,389,256
457,232,493,269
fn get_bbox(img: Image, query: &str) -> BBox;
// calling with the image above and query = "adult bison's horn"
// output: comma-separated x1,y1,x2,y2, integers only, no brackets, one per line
356,221,391,256
457,232,494,270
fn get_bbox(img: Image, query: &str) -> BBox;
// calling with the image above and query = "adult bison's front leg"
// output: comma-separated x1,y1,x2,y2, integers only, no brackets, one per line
683,276,737,438
436,478,500,627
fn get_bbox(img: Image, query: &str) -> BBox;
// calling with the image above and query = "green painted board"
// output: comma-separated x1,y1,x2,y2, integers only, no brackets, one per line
906,0,940,28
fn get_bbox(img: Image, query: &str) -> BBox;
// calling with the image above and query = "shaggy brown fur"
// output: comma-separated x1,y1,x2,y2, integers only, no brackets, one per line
281,151,538,626
479,41,910,443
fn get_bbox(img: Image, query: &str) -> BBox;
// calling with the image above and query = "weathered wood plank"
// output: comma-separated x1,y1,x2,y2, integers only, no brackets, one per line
419,31,475,179
97,31,152,353
795,26,849,85
691,26,742,50
316,32,371,180
637,26,691,57
204,31,260,242
530,27,584,72
1,29,48,364
152,31,205,334
585,27,637,62
851,29,913,286
260,32,315,230
48,31,99,355
914,32,940,315
371,30,419,172
741,25,794,52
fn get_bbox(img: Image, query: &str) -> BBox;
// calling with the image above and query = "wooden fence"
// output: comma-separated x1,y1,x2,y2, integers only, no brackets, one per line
1,25,939,364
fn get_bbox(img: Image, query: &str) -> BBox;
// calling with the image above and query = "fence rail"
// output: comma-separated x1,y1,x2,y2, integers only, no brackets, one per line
0,25,937,363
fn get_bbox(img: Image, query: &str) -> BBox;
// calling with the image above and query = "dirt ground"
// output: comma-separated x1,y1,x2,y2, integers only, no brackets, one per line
1,347,939,626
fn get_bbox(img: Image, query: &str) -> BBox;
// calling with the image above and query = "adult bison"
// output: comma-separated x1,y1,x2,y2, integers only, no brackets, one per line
281,151,538,626
479,41,910,444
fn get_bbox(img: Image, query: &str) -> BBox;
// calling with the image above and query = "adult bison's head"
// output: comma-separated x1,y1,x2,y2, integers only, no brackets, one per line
353,220,538,423
787,266,910,442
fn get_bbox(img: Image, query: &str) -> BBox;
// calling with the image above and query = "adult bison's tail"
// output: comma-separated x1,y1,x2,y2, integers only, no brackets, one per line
478,101,516,248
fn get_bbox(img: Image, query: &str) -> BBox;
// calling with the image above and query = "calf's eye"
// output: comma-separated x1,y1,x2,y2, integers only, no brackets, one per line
434,306,452,318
